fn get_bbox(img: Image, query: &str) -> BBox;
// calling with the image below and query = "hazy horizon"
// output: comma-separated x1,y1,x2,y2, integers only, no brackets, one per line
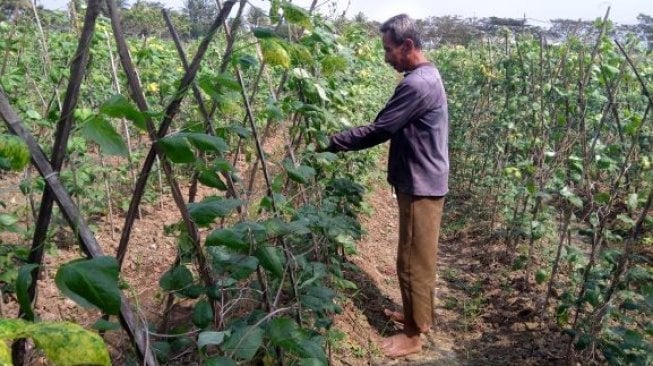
41,0,653,25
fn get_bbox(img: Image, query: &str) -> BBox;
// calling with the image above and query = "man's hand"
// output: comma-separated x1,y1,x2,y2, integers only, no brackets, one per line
315,134,333,153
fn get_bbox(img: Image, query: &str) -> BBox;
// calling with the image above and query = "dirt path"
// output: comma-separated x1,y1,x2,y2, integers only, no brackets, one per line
333,182,460,365
334,180,566,365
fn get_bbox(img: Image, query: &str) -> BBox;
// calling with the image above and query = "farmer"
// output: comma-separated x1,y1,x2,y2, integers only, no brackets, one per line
324,14,449,357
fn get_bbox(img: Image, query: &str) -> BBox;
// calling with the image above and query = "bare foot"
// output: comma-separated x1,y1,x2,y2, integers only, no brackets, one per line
380,332,422,358
383,308,405,323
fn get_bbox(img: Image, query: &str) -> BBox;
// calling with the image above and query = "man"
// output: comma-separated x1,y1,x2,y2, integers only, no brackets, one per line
325,14,449,357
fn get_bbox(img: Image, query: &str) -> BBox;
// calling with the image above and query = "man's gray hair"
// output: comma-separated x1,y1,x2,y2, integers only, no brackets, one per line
380,14,422,49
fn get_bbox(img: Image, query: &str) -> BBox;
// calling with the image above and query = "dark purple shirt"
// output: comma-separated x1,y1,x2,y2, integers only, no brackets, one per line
328,63,449,196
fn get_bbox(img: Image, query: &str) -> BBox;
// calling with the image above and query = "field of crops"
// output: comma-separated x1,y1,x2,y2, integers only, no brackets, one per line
0,1,651,365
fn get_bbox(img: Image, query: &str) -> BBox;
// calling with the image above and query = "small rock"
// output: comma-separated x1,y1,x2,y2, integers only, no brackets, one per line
510,323,526,332
525,322,539,331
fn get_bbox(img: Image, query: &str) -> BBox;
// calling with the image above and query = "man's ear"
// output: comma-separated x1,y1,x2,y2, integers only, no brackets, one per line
403,38,415,52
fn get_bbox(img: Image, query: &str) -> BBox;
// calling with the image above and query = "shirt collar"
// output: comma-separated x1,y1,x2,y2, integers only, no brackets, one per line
404,62,433,76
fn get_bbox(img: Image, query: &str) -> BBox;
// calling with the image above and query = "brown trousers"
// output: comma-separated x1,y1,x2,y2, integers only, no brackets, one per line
396,192,445,336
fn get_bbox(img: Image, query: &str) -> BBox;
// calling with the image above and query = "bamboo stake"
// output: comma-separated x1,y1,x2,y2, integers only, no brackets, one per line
104,0,237,281
160,9,240,207
0,89,158,366
18,0,101,325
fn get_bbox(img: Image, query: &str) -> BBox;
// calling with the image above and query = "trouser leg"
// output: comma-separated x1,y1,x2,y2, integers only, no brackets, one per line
396,192,444,336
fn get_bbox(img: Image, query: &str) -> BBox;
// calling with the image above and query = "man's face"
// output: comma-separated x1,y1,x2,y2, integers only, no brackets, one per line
382,32,407,72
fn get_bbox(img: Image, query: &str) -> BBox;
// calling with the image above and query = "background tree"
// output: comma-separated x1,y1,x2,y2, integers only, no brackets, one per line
0,0,31,21
637,13,653,49
183,0,216,38
121,1,168,37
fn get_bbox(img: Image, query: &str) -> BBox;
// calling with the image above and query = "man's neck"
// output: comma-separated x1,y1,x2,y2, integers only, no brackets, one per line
406,51,429,71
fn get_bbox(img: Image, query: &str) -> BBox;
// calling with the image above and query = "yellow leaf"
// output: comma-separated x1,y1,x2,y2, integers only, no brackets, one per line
26,322,111,366
147,82,159,93
260,39,290,69
0,341,11,365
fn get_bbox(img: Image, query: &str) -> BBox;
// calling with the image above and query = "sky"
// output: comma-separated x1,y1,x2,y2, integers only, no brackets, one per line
42,0,653,25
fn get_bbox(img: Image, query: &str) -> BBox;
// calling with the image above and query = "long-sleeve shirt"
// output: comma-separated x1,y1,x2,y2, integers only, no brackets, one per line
327,62,449,196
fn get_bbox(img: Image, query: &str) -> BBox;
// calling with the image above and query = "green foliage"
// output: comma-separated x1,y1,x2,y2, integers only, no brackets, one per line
80,116,128,156
55,256,122,315
188,197,243,226
160,265,194,294
281,3,312,29
254,246,285,278
99,94,146,130
222,325,264,360
0,134,30,171
16,264,38,321
268,317,327,363
192,299,213,329
0,4,416,365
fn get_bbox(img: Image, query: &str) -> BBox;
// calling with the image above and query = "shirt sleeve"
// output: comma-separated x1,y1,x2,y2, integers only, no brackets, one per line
327,81,423,152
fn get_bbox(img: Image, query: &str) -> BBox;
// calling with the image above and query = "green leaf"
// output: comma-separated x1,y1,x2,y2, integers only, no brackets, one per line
55,256,121,315
321,54,348,75
157,135,196,164
215,73,242,92
281,3,312,29
623,329,643,348
0,318,24,339
268,317,327,362
237,54,259,70
213,158,235,173
92,318,121,332
186,133,228,153
616,214,636,228
265,102,284,121
288,43,313,64
575,333,592,350
100,95,146,130
601,64,619,78
284,163,316,185
260,39,291,69
80,117,128,156
226,256,259,280
198,331,226,349
205,356,237,366
313,83,330,102
300,359,326,366
593,191,610,205
152,341,171,362
16,264,39,321
0,213,18,228
188,198,243,226
160,265,194,293
199,169,228,190
560,186,583,208
624,114,643,136
253,27,279,39
192,299,213,329
25,110,42,120
223,325,264,360
254,246,284,278
206,228,247,251
535,269,548,284
627,193,638,211
226,125,252,139
199,76,223,101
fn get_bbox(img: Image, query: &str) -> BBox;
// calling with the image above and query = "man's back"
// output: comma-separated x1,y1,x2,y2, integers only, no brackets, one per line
387,63,449,196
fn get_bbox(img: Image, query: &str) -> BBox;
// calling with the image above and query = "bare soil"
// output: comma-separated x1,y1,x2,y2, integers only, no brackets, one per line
1,150,568,365
332,181,568,366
